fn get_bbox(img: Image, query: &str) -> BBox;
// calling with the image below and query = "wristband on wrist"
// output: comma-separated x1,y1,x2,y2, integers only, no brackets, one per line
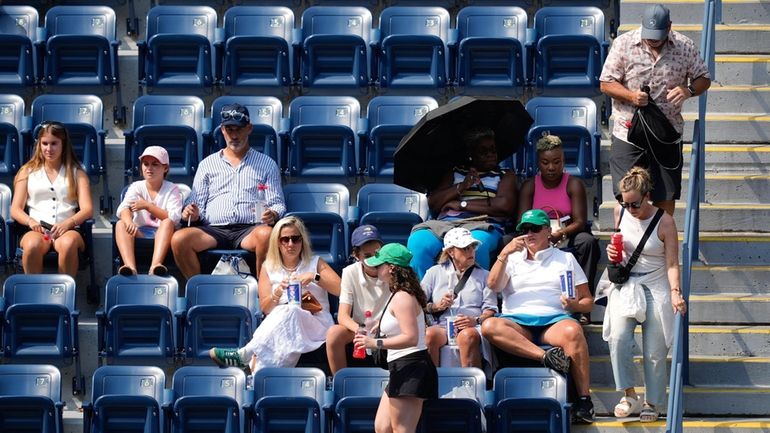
496,255,507,264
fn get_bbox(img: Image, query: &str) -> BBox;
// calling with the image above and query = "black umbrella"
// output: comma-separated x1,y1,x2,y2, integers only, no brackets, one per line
394,96,533,193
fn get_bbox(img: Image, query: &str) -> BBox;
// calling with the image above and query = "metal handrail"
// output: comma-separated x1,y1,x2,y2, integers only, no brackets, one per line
665,1,716,432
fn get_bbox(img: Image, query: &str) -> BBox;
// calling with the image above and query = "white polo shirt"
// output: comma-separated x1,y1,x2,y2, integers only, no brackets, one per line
339,261,390,324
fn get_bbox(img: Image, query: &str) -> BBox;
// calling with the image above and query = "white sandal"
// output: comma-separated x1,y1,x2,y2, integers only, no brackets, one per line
614,395,641,418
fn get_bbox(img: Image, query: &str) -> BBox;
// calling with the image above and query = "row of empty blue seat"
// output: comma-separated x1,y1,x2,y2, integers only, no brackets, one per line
0,363,568,433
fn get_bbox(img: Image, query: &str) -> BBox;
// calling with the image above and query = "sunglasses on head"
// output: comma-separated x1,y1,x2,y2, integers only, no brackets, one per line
619,199,644,209
221,110,250,123
279,235,302,245
519,224,545,234
40,121,67,130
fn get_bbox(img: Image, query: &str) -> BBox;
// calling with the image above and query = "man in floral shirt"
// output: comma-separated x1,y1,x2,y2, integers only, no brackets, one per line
600,4,710,215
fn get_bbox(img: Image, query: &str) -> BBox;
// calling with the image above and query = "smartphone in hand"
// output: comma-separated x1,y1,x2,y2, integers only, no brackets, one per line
40,221,53,230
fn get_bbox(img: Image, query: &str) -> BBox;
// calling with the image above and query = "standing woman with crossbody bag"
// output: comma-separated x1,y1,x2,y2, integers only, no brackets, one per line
354,243,438,433
603,168,687,423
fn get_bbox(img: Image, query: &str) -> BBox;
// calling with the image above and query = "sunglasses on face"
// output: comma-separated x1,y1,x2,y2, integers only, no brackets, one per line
279,235,302,245
519,224,545,234
620,199,644,209
221,110,250,123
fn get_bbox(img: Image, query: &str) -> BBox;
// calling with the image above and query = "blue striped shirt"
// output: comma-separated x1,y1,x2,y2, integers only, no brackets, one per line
189,148,286,226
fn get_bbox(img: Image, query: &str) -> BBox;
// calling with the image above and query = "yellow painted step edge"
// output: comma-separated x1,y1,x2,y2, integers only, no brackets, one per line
620,24,770,31
585,325,770,334
591,355,770,363
716,56,770,62
625,0,766,4
593,420,770,428
692,265,770,271
599,202,770,209
682,114,770,121
592,386,770,394
689,294,770,302
682,144,770,152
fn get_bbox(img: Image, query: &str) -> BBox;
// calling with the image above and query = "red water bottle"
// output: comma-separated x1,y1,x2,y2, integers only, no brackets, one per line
610,231,623,263
353,324,367,359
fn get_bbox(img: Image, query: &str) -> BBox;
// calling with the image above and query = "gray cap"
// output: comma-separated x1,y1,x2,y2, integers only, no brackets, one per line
641,4,671,41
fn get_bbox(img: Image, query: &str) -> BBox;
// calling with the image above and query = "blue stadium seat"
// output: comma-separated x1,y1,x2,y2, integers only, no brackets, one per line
0,94,24,182
0,6,39,87
491,367,569,433
283,183,350,271
331,367,390,433
181,275,260,363
166,366,250,433
124,95,207,184
365,96,437,179
82,366,166,433
0,364,64,433
0,274,84,395
41,6,119,87
299,6,372,88
419,367,487,433
251,368,327,433
221,6,294,88
0,183,9,265
138,6,218,88
286,96,361,178
354,184,429,246
97,275,181,365
210,96,282,167
375,6,451,88
454,6,527,89
30,94,110,212
524,96,600,180
532,6,607,93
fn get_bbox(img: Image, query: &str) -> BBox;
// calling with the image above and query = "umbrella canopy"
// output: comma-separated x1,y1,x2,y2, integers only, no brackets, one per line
394,96,533,193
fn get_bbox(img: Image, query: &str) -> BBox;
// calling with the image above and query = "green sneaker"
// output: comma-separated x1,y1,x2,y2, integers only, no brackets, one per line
209,348,245,368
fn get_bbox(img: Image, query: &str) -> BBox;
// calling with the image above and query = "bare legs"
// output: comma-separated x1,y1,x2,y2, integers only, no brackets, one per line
326,324,355,375
374,392,424,433
21,230,84,277
425,325,482,368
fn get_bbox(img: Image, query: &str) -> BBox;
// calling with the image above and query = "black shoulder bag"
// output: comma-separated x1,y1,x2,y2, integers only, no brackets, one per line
628,85,683,171
607,208,664,284
430,265,475,322
372,293,395,369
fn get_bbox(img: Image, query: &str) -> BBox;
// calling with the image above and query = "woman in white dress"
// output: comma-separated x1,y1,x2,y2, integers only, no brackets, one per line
10,121,93,276
209,215,341,372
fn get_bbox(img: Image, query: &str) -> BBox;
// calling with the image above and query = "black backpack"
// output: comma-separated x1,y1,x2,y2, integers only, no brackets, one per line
628,86,682,170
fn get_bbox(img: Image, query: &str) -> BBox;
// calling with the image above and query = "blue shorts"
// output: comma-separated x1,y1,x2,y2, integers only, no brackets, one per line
499,313,577,344
136,226,157,238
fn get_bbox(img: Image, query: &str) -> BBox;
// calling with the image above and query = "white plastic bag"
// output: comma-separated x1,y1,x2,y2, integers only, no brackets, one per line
616,282,647,323
212,254,251,277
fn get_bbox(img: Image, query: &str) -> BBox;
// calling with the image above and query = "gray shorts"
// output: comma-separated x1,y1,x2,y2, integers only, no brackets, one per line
198,224,257,249
609,134,682,202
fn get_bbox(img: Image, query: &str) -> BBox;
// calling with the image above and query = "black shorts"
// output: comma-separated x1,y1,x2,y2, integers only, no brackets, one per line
609,134,682,202
386,349,438,399
198,224,257,249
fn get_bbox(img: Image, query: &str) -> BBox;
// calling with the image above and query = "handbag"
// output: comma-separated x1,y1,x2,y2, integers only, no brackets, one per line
628,86,683,171
607,208,664,284
540,205,569,248
431,265,475,322
616,283,647,322
212,254,251,277
300,290,323,314
372,293,395,369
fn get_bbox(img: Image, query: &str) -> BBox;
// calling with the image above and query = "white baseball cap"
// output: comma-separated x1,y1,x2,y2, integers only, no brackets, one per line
443,227,481,250
139,146,169,165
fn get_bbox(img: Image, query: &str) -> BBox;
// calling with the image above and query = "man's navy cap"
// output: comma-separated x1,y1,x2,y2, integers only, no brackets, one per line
351,225,383,247
641,4,671,41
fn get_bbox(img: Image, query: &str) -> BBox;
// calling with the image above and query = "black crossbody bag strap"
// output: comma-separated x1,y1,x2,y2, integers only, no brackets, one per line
431,265,475,321
624,208,664,273
375,293,395,339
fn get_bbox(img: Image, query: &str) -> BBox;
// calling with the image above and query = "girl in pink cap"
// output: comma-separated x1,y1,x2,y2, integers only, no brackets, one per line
115,146,183,276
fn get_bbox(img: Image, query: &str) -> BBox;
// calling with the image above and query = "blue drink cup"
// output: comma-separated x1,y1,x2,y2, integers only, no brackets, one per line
446,317,457,346
287,281,301,305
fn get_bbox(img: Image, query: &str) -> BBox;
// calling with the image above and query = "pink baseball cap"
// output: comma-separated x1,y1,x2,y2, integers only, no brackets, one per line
139,146,169,165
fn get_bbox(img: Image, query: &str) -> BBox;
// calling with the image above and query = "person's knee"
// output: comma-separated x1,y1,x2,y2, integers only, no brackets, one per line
171,229,195,252
326,325,352,347
21,235,47,255
480,317,502,339
244,225,272,253
54,236,79,255
158,218,175,230
425,326,445,349
457,327,481,347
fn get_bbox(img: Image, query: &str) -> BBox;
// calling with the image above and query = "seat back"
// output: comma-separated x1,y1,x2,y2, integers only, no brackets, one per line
534,6,604,41
492,368,568,433
182,275,260,361
420,367,487,433
87,366,165,433
288,96,360,178
2,274,76,311
332,368,390,433
0,183,9,221
301,6,372,42
356,183,429,219
90,365,165,401
211,96,282,164
283,183,350,220
525,96,598,177
224,6,294,41
252,368,326,433
30,94,105,176
44,6,116,39
366,96,437,178
0,94,24,178
379,6,450,41
457,6,527,41
436,367,487,405
0,364,62,433
0,6,39,86
253,367,326,401
493,367,567,404
129,95,206,181
0,364,62,400
170,366,248,433
103,275,178,312
146,5,217,40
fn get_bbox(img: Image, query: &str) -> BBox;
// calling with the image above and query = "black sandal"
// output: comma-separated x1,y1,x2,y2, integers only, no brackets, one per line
118,265,136,276
150,265,168,276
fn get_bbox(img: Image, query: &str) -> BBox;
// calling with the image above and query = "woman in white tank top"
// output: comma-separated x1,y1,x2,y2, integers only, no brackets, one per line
604,167,687,423
354,243,437,433
10,122,93,277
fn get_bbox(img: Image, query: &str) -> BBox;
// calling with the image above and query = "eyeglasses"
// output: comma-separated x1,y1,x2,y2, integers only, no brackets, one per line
620,199,644,209
40,120,66,129
519,224,545,234
221,110,250,123
279,235,302,245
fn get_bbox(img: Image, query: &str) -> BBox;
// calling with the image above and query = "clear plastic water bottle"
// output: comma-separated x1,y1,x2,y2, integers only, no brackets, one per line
353,324,367,359
252,183,268,224
287,274,301,305
363,310,375,355
446,306,458,346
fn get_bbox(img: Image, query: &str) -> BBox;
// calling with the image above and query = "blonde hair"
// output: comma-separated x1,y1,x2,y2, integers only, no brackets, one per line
536,134,562,153
263,216,314,273
619,167,653,196
15,122,83,201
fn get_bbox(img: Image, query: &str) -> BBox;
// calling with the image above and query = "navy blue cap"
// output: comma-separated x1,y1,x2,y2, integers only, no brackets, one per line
351,225,383,247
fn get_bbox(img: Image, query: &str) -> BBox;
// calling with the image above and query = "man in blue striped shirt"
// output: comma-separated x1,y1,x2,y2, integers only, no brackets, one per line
171,103,286,279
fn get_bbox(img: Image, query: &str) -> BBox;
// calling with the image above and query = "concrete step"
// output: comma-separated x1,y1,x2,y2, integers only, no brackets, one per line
620,0,770,25
681,112,770,142
589,355,770,387
584,324,770,356
713,55,770,86
600,143,770,173
691,264,770,293
591,386,770,416
596,202,770,231
594,232,770,266
683,85,770,114
575,418,770,433
618,24,770,54
601,173,770,204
